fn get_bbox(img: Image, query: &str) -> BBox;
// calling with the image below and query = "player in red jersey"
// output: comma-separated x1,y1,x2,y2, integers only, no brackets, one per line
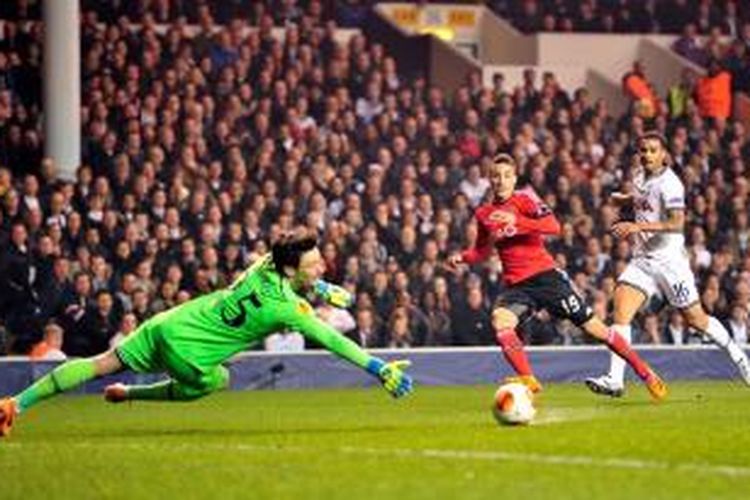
446,154,667,400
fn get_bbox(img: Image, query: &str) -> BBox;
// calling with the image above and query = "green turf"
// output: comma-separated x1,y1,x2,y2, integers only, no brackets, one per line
1,381,749,499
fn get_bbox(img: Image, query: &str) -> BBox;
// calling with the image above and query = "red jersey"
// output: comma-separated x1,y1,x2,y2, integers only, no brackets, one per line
461,189,560,285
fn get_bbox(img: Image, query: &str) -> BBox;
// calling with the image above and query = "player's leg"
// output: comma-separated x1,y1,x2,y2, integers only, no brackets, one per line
107,365,230,402
680,303,750,385
106,328,230,403
0,349,123,437
585,259,655,395
491,290,542,393
656,256,750,385
582,314,666,400
588,282,648,393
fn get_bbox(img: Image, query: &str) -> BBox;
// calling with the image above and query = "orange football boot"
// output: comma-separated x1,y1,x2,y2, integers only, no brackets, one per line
645,369,668,401
504,375,543,394
0,397,18,437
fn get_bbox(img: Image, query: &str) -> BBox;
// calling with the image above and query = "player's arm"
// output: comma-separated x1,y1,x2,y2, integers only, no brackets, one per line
610,191,634,206
613,180,685,238
512,192,561,236
461,217,493,264
639,208,685,233
447,216,493,269
283,301,413,398
512,212,561,236
613,208,684,238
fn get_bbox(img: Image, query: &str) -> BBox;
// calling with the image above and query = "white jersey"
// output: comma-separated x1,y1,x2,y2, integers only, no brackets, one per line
631,166,686,258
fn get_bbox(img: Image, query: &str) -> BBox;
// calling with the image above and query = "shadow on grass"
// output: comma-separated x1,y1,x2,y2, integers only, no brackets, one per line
21,423,429,441
19,418,497,442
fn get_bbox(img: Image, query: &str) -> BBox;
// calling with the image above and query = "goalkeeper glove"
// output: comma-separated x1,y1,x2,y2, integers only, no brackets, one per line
314,279,354,308
366,358,414,398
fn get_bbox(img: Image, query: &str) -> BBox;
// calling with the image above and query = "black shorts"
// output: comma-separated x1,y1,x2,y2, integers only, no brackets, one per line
493,269,593,327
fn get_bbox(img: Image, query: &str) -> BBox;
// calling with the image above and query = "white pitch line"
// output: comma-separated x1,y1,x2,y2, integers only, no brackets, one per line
345,446,750,478
3,441,750,479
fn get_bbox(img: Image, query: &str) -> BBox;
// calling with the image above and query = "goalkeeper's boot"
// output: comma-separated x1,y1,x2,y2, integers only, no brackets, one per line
104,383,129,403
0,397,18,437
644,369,668,401
504,375,543,394
584,375,625,398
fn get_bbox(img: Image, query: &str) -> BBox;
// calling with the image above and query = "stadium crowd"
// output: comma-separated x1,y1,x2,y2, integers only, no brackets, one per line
491,0,750,36
0,0,749,358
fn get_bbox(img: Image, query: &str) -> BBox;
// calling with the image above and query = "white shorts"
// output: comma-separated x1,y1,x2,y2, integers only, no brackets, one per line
617,253,700,309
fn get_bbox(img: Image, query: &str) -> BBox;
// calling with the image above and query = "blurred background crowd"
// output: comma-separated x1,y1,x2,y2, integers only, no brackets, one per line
0,0,749,359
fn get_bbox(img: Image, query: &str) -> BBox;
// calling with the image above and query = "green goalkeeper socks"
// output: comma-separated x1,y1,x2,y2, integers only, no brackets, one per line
126,380,214,401
126,380,179,401
15,359,97,413
125,366,229,401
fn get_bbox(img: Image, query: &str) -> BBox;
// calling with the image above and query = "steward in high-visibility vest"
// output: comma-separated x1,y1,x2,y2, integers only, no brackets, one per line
696,60,732,120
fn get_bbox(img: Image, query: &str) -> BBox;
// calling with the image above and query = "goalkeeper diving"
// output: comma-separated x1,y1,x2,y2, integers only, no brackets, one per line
0,228,413,437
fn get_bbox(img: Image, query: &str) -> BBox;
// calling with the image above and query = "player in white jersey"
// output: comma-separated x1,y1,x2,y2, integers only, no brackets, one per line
586,131,750,396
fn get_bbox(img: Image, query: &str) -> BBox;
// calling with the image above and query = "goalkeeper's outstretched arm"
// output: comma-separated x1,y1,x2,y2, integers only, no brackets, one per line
282,301,413,398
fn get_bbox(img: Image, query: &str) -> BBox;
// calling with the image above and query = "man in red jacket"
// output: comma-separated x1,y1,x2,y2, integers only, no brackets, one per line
446,153,667,400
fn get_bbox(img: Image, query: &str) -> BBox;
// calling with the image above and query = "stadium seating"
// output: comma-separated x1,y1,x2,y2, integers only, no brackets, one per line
0,1,748,357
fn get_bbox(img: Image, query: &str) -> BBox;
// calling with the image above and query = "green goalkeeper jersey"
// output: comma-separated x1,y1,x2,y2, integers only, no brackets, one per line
147,254,370,372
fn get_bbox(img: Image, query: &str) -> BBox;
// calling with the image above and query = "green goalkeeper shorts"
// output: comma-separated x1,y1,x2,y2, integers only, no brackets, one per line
116,320,226,390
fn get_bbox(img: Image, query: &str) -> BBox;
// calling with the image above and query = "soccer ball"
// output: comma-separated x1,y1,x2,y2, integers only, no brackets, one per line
492,382,536,426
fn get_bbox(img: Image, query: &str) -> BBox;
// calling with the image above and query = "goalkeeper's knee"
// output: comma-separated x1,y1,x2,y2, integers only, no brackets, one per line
198,365,230,394
171,366,230,401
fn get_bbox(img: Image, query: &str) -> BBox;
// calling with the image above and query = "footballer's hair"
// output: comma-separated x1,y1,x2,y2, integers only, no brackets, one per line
637,130,672,167
492,153,516,168
271,227,319,274
637,130,668,149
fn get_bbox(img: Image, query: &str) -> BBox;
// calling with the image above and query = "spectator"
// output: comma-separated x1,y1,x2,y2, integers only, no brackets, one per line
1,2,750,352
451,286,492,346
459,164,490,208
316,301,356,334
673,24,708,67
38,256,71,320
725,303,749,345
66,289,118,356
667,68,697,119
0,221,43,352
696,59,732,120
264,330,305,352
387,307,412,348
622,61,661,118
28,322,66,361
109,312,138,348
665,311,687,345
638,312,663,345
420,289,452,346
347,307,384,348
58,271,93,343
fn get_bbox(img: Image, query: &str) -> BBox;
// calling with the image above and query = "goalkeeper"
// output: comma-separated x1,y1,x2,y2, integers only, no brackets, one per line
0,229,413,437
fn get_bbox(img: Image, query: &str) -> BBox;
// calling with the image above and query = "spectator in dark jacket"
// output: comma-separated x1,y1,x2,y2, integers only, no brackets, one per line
451,286,493,346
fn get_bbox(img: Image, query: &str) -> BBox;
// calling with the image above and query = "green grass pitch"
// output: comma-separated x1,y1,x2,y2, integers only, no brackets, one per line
1,382,749,499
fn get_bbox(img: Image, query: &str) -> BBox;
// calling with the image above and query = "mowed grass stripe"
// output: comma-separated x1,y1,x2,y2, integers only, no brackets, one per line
5,439,750,479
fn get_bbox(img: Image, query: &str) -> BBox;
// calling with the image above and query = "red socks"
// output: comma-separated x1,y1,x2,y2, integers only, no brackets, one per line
496,328,533,376
497,328,652,382
605,329,651,380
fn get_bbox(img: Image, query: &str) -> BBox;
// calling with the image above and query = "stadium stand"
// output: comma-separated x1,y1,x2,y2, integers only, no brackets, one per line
489,0,749,35
0,0,748,357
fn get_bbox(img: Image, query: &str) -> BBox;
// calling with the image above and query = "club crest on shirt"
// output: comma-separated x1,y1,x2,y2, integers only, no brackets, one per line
634,197,653,211
297,301,313,315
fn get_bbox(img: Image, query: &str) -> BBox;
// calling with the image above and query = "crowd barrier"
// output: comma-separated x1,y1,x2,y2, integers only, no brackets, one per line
0,345,745,395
